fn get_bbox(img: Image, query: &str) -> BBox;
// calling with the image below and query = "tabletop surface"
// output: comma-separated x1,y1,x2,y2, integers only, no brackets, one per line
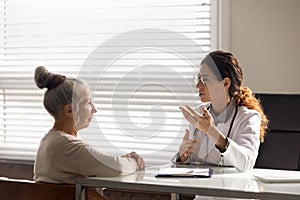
76,163,300,199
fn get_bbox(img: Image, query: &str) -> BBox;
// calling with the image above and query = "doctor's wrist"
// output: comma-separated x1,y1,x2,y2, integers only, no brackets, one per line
215,137,228,153
207,125,220,143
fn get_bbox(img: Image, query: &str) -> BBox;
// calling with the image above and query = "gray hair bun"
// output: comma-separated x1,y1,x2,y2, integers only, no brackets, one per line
34,66,66,89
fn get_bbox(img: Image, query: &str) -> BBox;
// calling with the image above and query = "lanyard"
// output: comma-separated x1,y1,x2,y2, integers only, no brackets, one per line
220,105,238,167
227,105,238,138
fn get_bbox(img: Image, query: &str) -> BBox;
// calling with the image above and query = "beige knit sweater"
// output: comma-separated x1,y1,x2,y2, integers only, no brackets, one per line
34,130,138,184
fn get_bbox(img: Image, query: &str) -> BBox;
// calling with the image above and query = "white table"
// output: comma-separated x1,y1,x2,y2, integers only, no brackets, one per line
76,164,300,200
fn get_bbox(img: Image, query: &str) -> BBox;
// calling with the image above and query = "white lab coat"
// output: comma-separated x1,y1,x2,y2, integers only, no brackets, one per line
179,100,261,172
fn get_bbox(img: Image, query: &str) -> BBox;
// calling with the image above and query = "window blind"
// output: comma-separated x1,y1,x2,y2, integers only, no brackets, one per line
0,0,218,166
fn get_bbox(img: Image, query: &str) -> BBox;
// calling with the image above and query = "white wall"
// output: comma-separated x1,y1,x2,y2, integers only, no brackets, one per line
220,0,300,94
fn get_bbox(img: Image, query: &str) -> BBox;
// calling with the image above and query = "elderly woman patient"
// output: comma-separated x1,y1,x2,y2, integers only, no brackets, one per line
33,66,144,184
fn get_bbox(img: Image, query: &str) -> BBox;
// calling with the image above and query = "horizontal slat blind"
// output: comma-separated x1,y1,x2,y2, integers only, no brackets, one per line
0,0,217,166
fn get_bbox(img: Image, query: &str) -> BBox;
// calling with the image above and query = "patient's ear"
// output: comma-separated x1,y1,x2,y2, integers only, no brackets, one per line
63,104,73,117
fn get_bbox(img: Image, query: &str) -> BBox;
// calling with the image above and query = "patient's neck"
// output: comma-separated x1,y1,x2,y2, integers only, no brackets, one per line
52,117,77,137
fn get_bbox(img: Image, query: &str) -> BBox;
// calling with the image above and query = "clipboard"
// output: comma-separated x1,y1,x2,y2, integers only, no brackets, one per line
155,167,213,178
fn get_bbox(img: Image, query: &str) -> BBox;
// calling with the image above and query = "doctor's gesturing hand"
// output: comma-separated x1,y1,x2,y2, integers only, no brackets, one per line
179,104,227,150
179,105,214,134
178,129,199,162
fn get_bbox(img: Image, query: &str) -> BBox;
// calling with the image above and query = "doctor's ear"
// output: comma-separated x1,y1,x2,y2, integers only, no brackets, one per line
223,77,231,89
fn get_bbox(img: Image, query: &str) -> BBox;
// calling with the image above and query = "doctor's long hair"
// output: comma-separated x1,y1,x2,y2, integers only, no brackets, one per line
201,51,269,142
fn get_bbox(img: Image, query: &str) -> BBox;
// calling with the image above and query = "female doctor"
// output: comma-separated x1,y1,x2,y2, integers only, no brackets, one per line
177,50,268,172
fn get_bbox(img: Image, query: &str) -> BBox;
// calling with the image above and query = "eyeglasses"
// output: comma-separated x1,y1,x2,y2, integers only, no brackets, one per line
193,75,216,85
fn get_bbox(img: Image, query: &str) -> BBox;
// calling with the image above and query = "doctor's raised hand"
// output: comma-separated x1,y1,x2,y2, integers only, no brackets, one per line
179,105,213,134
174,50,269,172
180,104,227,151
178,106,214,162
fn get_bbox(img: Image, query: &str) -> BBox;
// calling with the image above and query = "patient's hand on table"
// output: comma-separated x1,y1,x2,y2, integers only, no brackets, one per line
123,151,145,170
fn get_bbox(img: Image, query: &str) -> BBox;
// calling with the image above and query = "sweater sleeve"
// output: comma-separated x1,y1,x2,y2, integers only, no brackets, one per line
78,143,139,177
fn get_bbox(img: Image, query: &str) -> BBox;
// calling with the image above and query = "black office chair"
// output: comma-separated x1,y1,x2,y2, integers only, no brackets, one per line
255,94,300,170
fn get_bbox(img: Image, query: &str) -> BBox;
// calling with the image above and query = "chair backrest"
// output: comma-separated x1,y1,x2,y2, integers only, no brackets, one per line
254,94,300,170
0,178,108,200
